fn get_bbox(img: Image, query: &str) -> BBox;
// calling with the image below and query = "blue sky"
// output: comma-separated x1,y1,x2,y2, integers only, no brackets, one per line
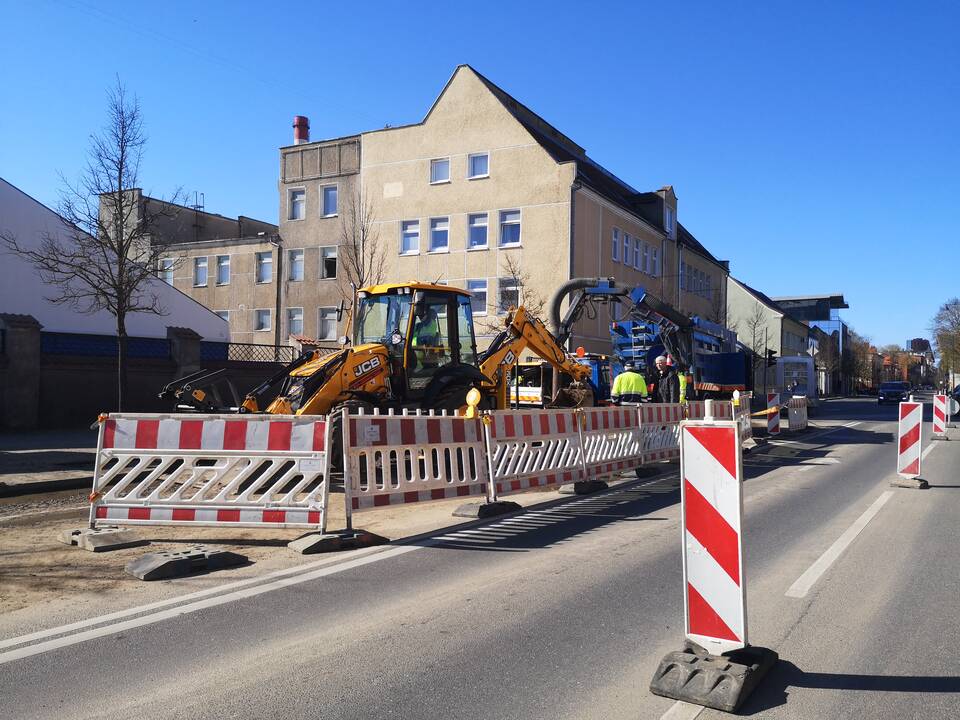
2,0,957,347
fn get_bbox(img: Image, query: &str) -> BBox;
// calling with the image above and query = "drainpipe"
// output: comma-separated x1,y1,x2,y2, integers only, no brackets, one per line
270,235,284,355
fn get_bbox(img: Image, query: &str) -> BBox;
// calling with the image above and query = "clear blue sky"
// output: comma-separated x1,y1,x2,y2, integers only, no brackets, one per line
2,0,957,348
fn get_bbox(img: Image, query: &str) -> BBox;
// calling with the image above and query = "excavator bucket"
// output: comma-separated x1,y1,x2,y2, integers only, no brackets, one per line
549,384,595,408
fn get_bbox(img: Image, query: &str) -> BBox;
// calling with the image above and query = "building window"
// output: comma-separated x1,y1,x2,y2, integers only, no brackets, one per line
705,275,712,299
622,233,630,265
256,251,272,283
665,206,676,237
287,307,303,336
288,249,304,281
288,189,305,220
430,158,450,184
193,256,208,287
498,277,520,313
318,307,338,341
216,310,229,322
468,213,488,249
499,210,521,246
429,217,449,252
640,241,648,274
400,220,419,255
651,247,660,277
158,258,174,285
636,238,644,271
254,309,271,331
322,185,338,217
467,279,488,315
467,153,489,179
215,255,230,285
321,246,337,279
612,228,620,262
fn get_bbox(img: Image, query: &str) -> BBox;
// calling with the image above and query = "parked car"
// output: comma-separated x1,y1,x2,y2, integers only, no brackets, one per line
878,381,911,405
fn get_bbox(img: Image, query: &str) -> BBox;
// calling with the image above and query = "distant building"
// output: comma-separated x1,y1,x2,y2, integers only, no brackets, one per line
772,294,850,395
909,338,931,353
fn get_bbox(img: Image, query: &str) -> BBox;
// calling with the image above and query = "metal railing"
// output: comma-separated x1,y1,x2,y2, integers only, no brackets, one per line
199,342,341,364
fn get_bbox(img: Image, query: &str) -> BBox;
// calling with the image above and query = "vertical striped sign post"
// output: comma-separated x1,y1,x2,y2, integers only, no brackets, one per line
893,400,928,489
767,393,780,436
650,418,777,712
932,394,949,440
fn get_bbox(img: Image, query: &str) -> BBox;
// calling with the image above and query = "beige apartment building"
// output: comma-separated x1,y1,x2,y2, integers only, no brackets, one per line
159,65,730,353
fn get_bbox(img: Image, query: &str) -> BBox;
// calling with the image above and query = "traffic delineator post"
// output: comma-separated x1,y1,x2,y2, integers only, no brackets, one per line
649,414,777,712
767,393,780,436
892,399,928,489
932,394,949,440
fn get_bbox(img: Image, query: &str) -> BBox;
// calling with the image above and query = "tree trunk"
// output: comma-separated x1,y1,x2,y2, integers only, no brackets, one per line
117,315,128,412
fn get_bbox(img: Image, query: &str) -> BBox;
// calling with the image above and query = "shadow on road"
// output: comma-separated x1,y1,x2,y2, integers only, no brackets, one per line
739,660,960,714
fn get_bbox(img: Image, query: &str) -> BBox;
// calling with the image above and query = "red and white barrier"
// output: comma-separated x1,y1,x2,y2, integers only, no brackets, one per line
344,410,489,511
767,393,780,435
897,401,923,478
680,420,746,655
932,394,949,440
90,414,331,530
578,406,645,481
639,403,686,462
787,397,808,432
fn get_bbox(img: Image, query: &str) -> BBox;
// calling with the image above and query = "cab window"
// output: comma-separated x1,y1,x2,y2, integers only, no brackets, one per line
407,293,454,388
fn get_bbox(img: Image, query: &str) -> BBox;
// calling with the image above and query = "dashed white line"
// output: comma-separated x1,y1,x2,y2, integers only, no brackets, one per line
785,491,894,598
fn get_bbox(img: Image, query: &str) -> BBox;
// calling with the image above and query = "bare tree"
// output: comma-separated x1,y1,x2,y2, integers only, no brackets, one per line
741,301,769,389
932,298,960,380
337,188,385,331
1,79,182,410
478,253,547,335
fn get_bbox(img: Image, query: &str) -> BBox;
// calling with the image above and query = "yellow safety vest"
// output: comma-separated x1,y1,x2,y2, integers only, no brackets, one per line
612,371,648,404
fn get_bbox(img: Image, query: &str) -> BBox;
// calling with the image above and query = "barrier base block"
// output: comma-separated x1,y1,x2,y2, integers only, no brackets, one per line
126,545,246,580
932,435,949,441
60,527,149,553
559,480,609,495
890,476,929,489
288,530,389,554
649,641,778,713
452,501,521,519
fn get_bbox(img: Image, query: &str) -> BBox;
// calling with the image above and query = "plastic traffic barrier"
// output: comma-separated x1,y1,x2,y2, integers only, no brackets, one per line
932,394,949,440
893,400,928,489
767,393,780,435
787,397,808,432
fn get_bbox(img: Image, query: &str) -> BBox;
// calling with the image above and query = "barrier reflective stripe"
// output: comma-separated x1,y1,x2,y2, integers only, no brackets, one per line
680,421,746,655
345,411,488,510
932,394,948,439
897,401,923,477
90,414,331,531
767,394,780,435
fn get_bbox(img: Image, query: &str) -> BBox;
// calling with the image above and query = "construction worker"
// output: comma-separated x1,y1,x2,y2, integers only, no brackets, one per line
410,302,444,370
611,362,648,405
677,363,689,403
655,355,681,403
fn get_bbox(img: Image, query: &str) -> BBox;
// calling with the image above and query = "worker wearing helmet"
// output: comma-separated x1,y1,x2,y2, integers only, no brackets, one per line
654,355,681,403
611,362,648,405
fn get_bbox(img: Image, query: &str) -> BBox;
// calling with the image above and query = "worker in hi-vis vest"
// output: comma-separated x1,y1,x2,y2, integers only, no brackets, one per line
678,363,689,403
611,362,648,405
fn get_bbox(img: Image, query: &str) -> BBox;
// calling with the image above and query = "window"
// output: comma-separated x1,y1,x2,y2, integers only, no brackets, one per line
400,220,420,254
288,189,305,220
287,307,303,336
622,233,630,264
468,213,488,249
318,307,338,341
216,310,229,322
498,277,520,313
430,158,450,184
193,256,208,287
499,209,521,246
640,241,649,274
216,255,230,285
321,246,337,279
635,238,644,271
429,217,449,252
288,249,304,281
665,206,675,237
651,247,660,277
467,279,488,315
255,251,272,283
468,153,489,179
254,309,271,331
322,185,338,217
158,258,174,285
612,229,620,262
705,275,712,299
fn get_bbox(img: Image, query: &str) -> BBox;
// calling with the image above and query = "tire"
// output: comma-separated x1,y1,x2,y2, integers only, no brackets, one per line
329,399,376,473
430,384,492,414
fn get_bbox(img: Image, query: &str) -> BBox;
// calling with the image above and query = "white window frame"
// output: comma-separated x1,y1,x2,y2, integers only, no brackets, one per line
467,213,488,250
400,220,420,255
429,216,449,253
288,249,304,282
286,307,304,337
215,255,230,286
193,256,208,287
215,310,230,322
466,279,488,316
254,308,271,332
287,187,306,221
318,306,338,341
467,152,490,180
498,209,522,247
255,251,273,284
320,246,338,279
159,257,175,285
635,238,643,272
497,277,520,314
321,184,338,218
612,228,620,262
651,246,660,277
430,157,451,185
622,233,631,264
665,206,676,238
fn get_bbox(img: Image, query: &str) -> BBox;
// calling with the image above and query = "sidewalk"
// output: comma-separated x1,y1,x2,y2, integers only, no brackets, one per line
0,428,99,496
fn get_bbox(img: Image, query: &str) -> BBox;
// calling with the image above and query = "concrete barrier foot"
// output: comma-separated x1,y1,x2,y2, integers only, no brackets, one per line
288,530,389,554
649,641,779,713
559,480,608,495
126,545,246,580
452,501,522,519
60,527,149,552
890,476,929,489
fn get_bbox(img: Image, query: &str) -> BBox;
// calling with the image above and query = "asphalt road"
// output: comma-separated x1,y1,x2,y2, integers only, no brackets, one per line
2,398,958,719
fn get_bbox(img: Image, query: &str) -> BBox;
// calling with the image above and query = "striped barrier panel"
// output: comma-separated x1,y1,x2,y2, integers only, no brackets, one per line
932,394,948,439
736,392,754,444
897,401,923,478
90,413,331,530
787,397,808,432
767,393,780,435
578,406,645,481
680,419,747,655
639,404,686,462
485,408,586,498
344,410,489,511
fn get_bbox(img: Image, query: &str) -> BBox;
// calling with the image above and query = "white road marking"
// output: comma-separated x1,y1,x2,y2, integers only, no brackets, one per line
921,441,940,461
660,700,704,720
785,491,894,598
797,466,815,473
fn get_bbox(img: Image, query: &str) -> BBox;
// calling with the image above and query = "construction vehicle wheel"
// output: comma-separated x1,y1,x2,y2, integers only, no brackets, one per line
549,385,595,408
329,399,376,473
432,384,492,414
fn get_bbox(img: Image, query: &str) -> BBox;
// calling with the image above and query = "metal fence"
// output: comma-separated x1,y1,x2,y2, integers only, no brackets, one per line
199,342,339,364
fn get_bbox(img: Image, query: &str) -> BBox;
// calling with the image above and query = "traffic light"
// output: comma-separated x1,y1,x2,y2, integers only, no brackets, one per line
766,349,778,367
